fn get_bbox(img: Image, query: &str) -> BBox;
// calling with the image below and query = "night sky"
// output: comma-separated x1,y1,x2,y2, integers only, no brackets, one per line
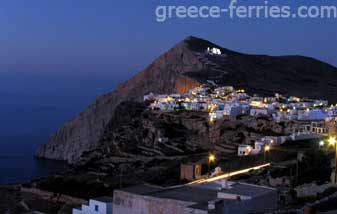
0,0,336,154
0,0,336,76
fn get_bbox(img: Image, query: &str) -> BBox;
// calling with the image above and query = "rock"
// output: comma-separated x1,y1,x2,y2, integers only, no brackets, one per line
36,36,337,164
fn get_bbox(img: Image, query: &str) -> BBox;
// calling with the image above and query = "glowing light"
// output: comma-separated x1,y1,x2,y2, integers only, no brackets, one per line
189,163,271,184
265,145,270,152
209,154,216,162
329,137,336,146
319,141,325,147
247,146,252,153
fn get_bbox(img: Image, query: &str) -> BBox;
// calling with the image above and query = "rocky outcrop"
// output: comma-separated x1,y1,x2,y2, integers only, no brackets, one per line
36,36,337,164
76,103,289,170
36,37,204,163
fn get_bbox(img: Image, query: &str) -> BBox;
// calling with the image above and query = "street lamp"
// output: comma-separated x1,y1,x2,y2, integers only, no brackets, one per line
264,145,270,164
319,140,325,147
328,136,337,183
329,137,336,146
208,154,216,177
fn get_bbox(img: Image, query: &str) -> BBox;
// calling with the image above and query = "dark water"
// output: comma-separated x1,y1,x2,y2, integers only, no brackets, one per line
0,71,124,185
0,133,68,185
0,155,67,185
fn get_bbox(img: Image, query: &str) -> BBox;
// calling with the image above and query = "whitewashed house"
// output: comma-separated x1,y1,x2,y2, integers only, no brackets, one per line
250,142,265,155
73,197,113,214
313,99,328,107
311,121,328,135
190,87,209,97
214,86,234,96
297,109,327,121
290,122,322,141
209,110,225,122
307,109,327,121
250,108,269,117
223,103,244,118
207,47,222,55
263,136,290,145
238,144,253,156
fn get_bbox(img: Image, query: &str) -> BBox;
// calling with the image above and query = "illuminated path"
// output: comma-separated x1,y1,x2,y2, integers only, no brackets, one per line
188,163,271,185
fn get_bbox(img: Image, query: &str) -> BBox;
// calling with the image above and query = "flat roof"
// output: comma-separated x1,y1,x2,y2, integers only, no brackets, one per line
194,181,275,198
221,183,274,197
148,186,218,204
119,184,164,195
119,184,217,204
119,182,275,210
92,196,113,203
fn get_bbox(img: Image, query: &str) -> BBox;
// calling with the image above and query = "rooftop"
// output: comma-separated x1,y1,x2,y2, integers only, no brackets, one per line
119,181,276,209
119,184,164,195
92,196,113,203
147,186,218,204
120,184,217,204
193,181,275,198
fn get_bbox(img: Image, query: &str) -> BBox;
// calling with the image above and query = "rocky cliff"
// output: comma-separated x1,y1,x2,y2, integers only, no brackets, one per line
36,36,337,164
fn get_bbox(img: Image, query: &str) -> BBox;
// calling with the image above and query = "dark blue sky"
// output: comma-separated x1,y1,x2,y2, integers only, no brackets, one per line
0,0,336,155
0,0,336,77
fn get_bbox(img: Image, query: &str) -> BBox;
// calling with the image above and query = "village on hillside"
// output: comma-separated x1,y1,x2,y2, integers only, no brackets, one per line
72,83,337,214
144,83,337,157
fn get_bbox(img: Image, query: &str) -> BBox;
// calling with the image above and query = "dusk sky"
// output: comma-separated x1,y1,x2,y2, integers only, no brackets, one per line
0,0,336,78
0,0,336,154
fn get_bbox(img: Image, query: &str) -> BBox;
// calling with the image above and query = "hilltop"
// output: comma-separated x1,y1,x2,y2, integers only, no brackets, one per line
36,36,337,164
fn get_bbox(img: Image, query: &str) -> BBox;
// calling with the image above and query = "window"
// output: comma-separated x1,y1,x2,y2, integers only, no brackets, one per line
95,205,99,212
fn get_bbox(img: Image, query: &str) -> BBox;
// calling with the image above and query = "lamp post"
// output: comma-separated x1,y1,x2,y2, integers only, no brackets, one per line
329,137,337,183
264,145,270,164
319,140,325,148
208,154,216,177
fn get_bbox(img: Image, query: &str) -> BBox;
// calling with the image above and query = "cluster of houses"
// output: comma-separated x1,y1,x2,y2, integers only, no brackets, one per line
70,84,337,214
145,85,337,157
145,85,250,120
145,85,336,124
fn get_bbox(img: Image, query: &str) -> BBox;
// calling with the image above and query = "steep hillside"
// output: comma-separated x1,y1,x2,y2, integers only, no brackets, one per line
36,36,337,164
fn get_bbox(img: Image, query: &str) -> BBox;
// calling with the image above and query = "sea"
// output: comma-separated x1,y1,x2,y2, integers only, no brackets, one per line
0,71,123,185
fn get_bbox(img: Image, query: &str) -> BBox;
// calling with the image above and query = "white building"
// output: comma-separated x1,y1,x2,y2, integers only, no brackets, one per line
261,136,289,145
207,47,222,55
238,144,253,156
290,132,321,141
297,109,327,121
73,197,113,214
214,86,234,96
209,110,225,122
223,103,245,118
252,142,266,154
250,108,269,117
113,182,278,214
